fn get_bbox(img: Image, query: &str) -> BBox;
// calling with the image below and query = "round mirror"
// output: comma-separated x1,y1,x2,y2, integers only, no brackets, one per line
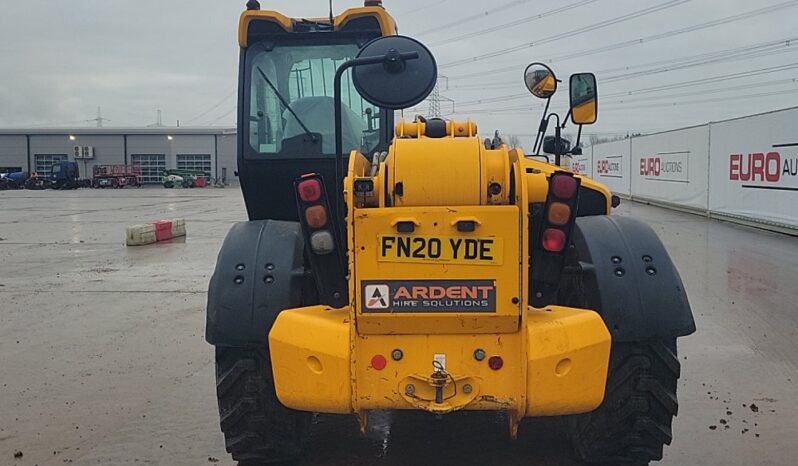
353,35,437,110
524,63,557,99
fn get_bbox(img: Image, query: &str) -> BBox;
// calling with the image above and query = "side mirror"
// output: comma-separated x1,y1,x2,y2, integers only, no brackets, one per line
569,73,597,125
352,35,437,110
524,63,557,99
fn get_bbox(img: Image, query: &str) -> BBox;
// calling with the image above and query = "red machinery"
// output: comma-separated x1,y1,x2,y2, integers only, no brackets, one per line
92,165,142,188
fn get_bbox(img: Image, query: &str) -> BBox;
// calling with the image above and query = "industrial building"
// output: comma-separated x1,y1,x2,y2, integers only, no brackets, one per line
0,127,237,184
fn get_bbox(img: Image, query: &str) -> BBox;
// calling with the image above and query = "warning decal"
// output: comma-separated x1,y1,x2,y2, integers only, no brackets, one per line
360,280,496,313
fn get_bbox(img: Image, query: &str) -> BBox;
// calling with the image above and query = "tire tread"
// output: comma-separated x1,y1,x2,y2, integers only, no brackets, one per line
571,340,679,465
215,346,308,464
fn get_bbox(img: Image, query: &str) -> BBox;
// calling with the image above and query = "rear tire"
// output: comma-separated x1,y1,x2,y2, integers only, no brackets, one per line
570,339,679,465
215,346,310,464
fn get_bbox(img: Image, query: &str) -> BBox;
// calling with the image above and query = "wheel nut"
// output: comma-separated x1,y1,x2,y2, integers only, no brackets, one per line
405,384,415,395
474,349,486,361
463,384,473,394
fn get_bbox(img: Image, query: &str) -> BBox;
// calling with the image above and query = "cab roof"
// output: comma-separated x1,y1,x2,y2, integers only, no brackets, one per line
238,6,397,47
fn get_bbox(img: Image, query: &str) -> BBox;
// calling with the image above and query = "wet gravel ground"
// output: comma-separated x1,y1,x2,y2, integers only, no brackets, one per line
1,188,796,465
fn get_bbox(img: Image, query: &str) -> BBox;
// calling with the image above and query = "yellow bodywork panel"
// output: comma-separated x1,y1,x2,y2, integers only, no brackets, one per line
525,306,611,415
353,330,526,414
269,306,351,413
389,137,483,207
519,154,611,210
353,205,522,335
269,305,610,417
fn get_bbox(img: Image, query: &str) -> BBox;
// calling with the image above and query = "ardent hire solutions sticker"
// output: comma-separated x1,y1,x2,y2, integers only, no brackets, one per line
361,280,496,313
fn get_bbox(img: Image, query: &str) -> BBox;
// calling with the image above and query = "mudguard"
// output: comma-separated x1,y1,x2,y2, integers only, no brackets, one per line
571,216,696,342
206,220,305,347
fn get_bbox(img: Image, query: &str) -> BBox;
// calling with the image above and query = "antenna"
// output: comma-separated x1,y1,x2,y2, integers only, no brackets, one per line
147,109,164,128
86,107,110,127
329,0,334,24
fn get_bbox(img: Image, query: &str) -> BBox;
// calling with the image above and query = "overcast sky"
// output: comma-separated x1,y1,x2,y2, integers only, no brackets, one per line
1,0,797,149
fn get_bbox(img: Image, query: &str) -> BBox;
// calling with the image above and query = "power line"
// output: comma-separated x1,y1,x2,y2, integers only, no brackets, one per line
448,39,798,107
447,80,798,116
603,62,798,98
447,41,798,90
205,106,237,126
454,61,798,110
604,76,798,104
413,0,535,36
543,0,798,63
600,86,798,111
426,0,599,47
446,0,798,80
184,89,237,124
439,0,689,68
461,73,798,114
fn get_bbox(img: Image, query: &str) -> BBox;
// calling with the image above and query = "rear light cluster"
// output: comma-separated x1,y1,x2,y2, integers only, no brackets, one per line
295,176,335,255
540,172,580,253
530,171,582,307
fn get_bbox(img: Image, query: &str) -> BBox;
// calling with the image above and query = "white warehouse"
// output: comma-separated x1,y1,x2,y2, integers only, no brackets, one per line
0,127,237,184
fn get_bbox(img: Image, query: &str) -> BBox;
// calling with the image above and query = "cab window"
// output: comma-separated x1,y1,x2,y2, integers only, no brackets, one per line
247,43,382,156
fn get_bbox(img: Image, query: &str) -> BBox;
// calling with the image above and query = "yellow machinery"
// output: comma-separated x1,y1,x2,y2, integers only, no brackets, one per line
206,2,695,464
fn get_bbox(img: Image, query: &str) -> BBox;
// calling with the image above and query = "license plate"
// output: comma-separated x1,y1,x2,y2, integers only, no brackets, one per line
377,235,503,265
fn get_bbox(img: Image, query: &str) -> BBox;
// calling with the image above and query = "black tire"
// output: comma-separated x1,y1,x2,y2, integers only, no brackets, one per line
570,339,679,465
215,346,310,464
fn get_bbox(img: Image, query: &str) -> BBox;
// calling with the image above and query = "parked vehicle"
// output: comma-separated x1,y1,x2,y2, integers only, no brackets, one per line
48,161,86,189
205,3,695,466
92,165,142,188
1,171,27,190
162,169,208,188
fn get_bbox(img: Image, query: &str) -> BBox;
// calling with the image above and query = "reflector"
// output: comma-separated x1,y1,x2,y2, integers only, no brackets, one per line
309,230,335,254
542,228,566,252
551,174,577,199
298,178,322,202
371,354,387,370
488,356,503,370
305,205,328,229
547,202,571,226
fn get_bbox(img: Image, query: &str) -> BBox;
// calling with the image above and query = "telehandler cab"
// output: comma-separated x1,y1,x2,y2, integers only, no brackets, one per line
206,2,696,464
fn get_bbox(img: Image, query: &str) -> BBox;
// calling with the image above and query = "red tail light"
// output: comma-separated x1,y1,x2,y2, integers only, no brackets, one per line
297,178,322,202
551,174,578,199
542,228,566,252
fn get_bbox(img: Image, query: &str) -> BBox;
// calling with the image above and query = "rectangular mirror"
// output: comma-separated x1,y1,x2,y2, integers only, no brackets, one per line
569,73,597,125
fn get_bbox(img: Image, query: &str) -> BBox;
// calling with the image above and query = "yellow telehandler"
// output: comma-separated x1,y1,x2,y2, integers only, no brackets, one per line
206,2,695,464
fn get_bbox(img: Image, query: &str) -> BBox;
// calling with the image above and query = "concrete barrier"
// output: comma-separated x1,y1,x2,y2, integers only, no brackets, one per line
126,219,186,246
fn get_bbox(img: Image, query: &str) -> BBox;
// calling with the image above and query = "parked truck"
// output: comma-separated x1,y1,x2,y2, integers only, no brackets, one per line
48,161,86,189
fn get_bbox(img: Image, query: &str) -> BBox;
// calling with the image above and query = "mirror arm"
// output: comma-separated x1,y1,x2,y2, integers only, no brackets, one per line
574,124,583,153
554,120,562,167
562,108,572,129
533,97,552,155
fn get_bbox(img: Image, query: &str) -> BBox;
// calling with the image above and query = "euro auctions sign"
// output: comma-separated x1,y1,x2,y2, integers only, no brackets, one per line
639,152,690,183
596,155,623,178
709,107,798,229
728,150,798,190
